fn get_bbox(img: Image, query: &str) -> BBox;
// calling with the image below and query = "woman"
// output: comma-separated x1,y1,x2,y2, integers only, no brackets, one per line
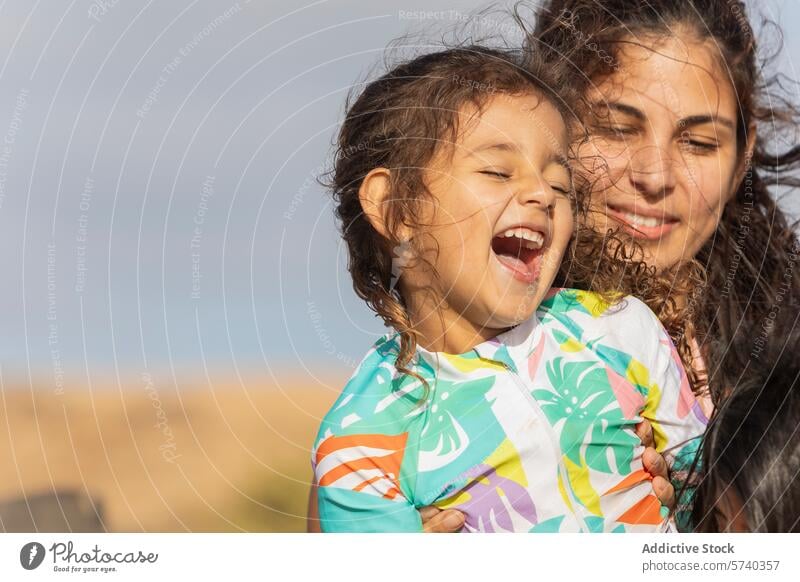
309,0,800,532
534,0,800,409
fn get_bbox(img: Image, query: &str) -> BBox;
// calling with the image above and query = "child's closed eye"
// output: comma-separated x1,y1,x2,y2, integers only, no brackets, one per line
478,169,512,180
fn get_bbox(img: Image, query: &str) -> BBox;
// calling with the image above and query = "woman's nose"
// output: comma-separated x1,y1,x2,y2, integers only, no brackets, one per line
628,144,677,198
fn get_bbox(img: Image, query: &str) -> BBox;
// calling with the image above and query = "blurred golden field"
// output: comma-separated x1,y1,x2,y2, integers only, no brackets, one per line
0,374,342,532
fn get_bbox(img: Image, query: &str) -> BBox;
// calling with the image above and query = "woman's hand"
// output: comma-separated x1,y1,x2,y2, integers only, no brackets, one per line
419,505,465,533
418,418,675,533
635,419,676,510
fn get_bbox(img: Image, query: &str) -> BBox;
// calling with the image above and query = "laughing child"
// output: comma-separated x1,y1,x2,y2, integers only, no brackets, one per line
311,46,707,532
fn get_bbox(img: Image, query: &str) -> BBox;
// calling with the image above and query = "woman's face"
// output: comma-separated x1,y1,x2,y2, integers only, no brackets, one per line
577,34,746,272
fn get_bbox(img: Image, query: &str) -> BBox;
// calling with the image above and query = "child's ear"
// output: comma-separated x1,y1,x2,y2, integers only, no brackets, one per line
358,167,395,240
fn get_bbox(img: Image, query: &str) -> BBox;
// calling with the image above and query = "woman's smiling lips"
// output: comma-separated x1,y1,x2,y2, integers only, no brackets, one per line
606,203,680,240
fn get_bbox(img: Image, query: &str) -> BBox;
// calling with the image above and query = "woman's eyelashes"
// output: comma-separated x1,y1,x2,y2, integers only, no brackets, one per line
595,124,637,139
679,134,720,154
593,120,723,150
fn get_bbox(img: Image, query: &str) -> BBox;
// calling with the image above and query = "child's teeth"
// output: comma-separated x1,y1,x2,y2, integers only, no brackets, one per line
501,228,544,249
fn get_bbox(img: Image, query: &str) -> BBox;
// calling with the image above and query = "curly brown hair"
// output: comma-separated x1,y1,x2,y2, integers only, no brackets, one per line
532,0,800,404
326,43,696,391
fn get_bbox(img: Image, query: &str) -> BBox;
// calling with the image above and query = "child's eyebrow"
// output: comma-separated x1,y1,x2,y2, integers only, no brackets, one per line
468,141,521,156
469,142,571,173
469,142,569,162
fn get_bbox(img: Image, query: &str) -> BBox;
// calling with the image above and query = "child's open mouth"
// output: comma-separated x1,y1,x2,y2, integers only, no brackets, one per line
491,227,545,284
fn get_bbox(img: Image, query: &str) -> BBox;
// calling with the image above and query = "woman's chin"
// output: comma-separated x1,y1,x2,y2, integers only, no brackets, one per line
638,245,688,274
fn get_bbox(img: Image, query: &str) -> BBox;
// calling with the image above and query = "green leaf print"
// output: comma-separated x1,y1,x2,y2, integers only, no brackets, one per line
322,336,434,436
532,357,639,475
418,373,505,476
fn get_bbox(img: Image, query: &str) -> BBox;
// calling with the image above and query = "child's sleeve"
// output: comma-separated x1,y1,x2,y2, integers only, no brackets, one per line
312,430,423,532
640,328,707,464
635,304,708,530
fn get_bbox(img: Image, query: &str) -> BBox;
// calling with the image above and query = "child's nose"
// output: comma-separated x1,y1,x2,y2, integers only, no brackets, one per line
516,174,556,209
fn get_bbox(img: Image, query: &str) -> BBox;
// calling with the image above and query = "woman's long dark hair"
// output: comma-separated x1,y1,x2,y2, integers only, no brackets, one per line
529,0,800,406
691,315,800,532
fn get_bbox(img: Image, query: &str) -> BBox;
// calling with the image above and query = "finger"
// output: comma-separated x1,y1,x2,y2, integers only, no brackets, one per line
635,419,655,448
652,475,676,510
642,447,669,481
422,509,465,533
418,505,441,524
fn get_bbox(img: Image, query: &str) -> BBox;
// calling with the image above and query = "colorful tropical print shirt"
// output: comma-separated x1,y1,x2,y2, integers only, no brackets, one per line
312,289,708,532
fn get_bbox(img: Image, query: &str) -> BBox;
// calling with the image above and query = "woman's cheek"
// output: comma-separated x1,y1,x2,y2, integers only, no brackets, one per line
580,141,626,184
686,172,728,238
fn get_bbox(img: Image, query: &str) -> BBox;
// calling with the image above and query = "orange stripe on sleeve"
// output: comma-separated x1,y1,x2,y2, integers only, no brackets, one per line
315,433,409,499
315,433,408,464
616,494,663,525
603,469,652,496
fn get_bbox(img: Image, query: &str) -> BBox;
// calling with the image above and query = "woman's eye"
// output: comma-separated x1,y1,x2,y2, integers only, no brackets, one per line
679,136,719,153
594,125,636,139
479,170,512,180
550,184,570,196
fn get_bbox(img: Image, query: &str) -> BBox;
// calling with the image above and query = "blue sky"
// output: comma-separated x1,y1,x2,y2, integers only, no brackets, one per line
0,0,798,387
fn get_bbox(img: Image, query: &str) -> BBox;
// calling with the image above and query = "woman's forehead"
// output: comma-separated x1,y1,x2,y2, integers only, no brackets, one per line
588,35,737,122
